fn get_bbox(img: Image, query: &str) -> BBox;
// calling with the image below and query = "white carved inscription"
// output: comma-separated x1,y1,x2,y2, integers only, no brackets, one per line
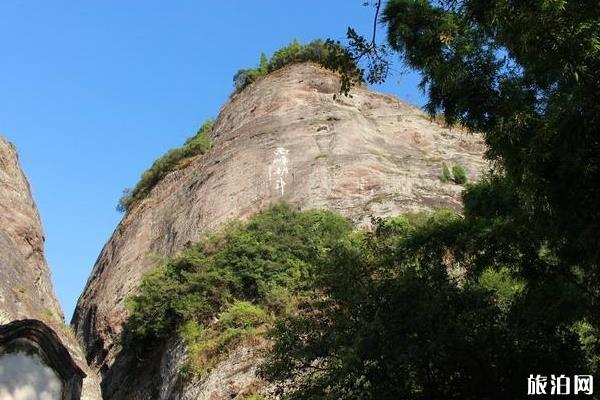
268,147,289,196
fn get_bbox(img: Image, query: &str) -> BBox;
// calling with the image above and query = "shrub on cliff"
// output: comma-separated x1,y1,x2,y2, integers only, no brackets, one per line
117,119,213,213
440,163,467,184
179,301,270,378
233,39,362,95
441,163,452,182
121,203,352,347
452,164,467,184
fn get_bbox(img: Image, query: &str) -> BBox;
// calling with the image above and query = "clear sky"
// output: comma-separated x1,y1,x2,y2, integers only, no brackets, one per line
0,1,425,320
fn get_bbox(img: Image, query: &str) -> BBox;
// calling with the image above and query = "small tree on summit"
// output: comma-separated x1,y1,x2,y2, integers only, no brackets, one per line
232,39,362,95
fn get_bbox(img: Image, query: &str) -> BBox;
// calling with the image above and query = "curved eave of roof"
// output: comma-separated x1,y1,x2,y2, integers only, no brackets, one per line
0,319,86,379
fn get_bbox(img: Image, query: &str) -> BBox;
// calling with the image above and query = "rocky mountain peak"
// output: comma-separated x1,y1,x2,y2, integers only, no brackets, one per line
71,62,486,399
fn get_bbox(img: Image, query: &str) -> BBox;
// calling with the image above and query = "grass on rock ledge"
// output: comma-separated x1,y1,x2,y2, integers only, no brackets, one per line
117,119,213,213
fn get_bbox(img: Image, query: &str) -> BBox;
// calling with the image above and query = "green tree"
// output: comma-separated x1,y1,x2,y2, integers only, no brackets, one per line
259,52,268,74
260,211,589,399
380,0,599,327
338,0,599,283
260,1,599,398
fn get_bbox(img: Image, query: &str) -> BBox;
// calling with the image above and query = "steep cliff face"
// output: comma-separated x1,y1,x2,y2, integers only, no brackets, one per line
0,137,62,325
0,136,101,400
72,63,487,399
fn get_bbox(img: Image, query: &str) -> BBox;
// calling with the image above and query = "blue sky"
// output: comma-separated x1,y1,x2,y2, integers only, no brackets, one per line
0,1,425,320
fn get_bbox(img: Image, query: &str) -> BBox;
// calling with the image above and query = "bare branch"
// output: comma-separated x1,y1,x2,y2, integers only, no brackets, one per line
371,0,382,46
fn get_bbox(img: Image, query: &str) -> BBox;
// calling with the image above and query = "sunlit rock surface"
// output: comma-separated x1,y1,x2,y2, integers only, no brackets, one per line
0,137,61,325
72,62,488,399
0,137,101,400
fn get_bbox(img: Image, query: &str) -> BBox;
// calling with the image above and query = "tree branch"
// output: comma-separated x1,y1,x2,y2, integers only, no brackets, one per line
371,0,382,47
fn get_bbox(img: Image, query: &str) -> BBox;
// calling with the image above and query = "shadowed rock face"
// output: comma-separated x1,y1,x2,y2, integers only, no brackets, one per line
0,137,101,400
72,63,487,399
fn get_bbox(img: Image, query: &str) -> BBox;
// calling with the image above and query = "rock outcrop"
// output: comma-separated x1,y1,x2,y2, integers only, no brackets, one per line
72,63,487,399
0,137,62,326
0,136,101,400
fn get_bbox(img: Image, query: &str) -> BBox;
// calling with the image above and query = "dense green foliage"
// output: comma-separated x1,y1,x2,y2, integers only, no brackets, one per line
233,39,363,95
261,196,593,399
123,203,596,398
117,120,213,212
259,1,599,398
380,0,600,305
122,204,352,372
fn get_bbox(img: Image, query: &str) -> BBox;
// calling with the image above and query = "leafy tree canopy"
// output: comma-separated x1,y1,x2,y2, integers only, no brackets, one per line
259,1,600,398
261,189,593,399
381,0,600,279
336,1,600,295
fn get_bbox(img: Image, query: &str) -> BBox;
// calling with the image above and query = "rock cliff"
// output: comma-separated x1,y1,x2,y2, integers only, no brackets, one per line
0,136,101,400
72,63,487,399
0,137,62,325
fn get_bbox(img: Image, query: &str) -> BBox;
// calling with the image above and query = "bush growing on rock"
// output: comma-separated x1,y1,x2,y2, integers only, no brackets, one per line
117,119,213,213
178,302,270,378
233,39,362,95
440,163,467,184
452,164,467,184
441,163,452,182
121,203,352,374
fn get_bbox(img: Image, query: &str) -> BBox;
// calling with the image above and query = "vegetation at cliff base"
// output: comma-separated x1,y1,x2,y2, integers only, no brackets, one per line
124,199,595,398
254,0,599,398
119,0,599,396
121,204,351,375
117,119,213,213
259,191,592,399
